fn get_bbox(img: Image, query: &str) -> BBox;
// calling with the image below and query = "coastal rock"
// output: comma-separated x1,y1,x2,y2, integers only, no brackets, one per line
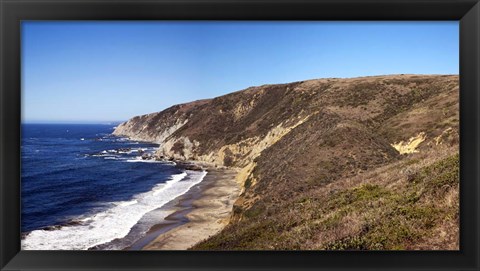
181,163,203,171
141,153,152,160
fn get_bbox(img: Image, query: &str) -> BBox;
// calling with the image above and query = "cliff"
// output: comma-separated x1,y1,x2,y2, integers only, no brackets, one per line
114,74,459,250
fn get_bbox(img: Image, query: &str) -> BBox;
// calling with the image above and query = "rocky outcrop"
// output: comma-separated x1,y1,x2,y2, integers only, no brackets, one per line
114,74,459,250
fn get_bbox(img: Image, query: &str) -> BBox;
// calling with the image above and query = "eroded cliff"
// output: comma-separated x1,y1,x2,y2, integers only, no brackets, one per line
114,74,459,250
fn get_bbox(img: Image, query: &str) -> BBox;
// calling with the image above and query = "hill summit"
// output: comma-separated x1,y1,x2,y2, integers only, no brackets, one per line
114,74,459,250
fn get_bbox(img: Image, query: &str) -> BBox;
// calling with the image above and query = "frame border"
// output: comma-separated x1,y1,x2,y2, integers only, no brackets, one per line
1,0,479,270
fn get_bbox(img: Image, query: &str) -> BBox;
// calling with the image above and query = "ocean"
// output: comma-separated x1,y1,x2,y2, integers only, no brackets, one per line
21,123,206,250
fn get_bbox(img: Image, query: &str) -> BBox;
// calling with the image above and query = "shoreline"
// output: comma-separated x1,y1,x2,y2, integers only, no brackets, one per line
138,167,241,250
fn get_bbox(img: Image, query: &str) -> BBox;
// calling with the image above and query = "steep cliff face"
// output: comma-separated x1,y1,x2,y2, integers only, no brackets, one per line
113,99,210,143
114,75,457,167
114,74,459,250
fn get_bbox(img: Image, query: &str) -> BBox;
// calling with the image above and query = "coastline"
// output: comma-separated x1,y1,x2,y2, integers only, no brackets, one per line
138,167,241,250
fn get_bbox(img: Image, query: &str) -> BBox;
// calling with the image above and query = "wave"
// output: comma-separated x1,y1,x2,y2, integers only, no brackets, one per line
126,159,163,163
22,170,207,250
125,155,163,163
116,199,138,207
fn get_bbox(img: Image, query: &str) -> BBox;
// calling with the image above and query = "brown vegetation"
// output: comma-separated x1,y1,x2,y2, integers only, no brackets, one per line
114,74,459,250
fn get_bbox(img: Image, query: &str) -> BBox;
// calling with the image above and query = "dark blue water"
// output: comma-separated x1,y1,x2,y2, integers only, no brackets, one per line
21,124,182,233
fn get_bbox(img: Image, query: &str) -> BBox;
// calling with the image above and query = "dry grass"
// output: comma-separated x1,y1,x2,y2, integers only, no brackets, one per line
115,74,459,250
193,145,459,250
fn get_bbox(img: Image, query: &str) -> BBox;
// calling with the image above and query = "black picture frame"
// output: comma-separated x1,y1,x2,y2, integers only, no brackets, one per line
1,0,479,270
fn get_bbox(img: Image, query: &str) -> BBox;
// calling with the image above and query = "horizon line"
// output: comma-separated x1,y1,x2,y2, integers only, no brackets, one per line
22,121,125,125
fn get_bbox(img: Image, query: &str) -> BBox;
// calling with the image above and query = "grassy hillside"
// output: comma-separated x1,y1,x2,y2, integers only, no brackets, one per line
114,74,459,250
193,147,458,250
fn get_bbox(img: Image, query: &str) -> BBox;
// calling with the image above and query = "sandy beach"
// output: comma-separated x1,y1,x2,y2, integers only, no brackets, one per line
140,167,241,250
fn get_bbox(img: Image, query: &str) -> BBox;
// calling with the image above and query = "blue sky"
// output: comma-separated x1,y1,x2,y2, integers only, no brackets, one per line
22,21,459,123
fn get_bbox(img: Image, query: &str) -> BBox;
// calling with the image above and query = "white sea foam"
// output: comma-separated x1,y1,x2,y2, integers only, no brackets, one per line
126,160,163,163
125,156,163,163
22,171,208,250
118,150,137,154
116,200,138,207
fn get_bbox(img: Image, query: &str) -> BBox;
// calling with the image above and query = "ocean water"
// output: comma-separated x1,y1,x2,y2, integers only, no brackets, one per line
21,123,206,250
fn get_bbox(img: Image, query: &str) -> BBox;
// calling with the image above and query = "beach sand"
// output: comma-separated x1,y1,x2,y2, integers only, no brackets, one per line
141,168,240,250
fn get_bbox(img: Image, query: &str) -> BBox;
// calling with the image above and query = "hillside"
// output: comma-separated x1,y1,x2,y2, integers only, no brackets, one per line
113,74,459,250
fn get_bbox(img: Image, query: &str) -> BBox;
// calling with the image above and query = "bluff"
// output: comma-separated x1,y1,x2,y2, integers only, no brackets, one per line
114,74,459,250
